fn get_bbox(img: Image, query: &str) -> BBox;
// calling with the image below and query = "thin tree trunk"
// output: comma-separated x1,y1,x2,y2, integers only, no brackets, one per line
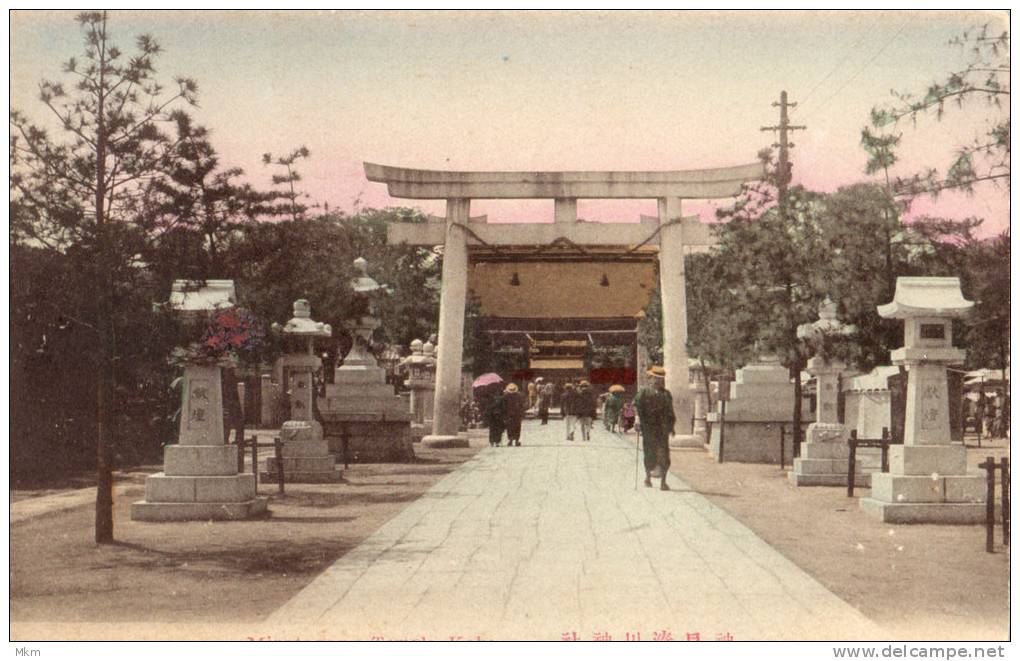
94,11,114,544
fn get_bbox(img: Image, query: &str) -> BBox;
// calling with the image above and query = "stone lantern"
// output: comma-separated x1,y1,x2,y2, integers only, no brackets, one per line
320,258,414,461
265,299,341,482
421,338,438,428
860,277,985,523
401,338,437,442
690,359,710,443
790,297,860,487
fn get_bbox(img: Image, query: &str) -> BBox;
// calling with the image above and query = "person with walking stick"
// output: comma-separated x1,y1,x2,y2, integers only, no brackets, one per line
634,366,676,490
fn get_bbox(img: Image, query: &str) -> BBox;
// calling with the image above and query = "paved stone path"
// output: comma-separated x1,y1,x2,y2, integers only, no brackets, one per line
267,421,880,641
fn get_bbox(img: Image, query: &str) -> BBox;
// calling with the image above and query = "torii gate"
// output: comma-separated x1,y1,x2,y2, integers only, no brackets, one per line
366,161,764,447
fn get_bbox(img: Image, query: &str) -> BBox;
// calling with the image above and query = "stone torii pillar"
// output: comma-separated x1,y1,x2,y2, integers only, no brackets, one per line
425,198,471,448
658,196,692,436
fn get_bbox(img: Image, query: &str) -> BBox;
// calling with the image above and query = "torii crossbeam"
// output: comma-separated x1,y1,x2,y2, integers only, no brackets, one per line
367,161,764,446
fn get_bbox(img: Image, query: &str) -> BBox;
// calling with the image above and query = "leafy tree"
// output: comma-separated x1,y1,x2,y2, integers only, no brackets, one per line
960,231,1010,374
262,145,314,221
10,11,199,542
869,24,1009,197
141,124,269,281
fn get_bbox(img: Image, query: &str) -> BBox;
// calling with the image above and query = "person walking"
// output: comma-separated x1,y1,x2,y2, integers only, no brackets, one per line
483,387,506,447
527,380,538,411
603,386,624,432
575,381,597,442
503,383,526,447
621,400,636,432
538,380,553,425
634,366,676,490
562,382,578,441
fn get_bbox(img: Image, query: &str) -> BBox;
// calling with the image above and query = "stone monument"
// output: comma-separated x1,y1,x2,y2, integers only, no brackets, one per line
264,299,341,482
707,351,805,464
789,298,869,487
320,258,414,461
860,277,985,523
133,283,267,521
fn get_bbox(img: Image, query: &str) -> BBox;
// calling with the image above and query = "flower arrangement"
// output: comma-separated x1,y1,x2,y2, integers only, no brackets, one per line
169,306,266,367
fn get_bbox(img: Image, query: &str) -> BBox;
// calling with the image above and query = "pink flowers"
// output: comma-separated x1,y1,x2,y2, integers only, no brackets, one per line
199,307,264,358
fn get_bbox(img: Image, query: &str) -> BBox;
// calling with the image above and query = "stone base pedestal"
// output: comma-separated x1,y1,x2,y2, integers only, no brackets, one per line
322,365,415,462
421,433,470,449
859,499,986,524
859,444,985,523
131,447,268,521
707,418,797,465
323,416,415,462
788,422,870,487
669,434,705,449
263,420,341,483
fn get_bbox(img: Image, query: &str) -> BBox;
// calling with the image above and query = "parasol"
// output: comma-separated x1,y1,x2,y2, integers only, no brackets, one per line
472,372,504,388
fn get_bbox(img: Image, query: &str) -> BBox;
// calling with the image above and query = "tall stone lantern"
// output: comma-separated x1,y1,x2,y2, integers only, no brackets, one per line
265,299,341,482
790,298,859,487
320,258,414,461
860,277,985,523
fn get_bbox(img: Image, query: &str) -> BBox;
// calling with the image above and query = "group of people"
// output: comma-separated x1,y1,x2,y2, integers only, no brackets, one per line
483,382,527,447
480,367,680,491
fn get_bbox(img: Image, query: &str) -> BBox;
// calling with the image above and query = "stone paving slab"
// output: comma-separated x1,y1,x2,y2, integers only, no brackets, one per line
267,421,881,641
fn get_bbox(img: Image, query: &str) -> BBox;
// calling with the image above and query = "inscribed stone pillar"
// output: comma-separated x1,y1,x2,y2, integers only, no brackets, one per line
179,365,225,446
657,196,692,435
427,198,471,447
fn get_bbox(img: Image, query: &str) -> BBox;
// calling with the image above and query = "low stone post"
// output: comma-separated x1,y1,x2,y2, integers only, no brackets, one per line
860,277,985,523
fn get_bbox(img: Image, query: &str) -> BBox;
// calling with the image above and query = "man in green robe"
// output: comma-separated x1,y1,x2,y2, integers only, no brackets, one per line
603,390,624,432
634,366,676,490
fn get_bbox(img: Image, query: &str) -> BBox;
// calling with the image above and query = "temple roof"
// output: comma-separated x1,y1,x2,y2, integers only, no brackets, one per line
168,279,235,312
469,261,656,319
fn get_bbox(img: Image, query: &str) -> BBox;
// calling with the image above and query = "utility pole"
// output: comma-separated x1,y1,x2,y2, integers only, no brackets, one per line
761,90,808,454
761,90,807,202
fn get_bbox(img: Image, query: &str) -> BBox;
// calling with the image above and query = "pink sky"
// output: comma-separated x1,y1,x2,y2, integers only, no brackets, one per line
10,10,1009,235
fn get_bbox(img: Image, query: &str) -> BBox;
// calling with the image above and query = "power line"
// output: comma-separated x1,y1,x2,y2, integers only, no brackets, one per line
795,30,874,113
799,23,908,123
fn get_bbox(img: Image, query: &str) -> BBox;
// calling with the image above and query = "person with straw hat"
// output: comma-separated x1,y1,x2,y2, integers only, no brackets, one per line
603,385,625,432
503,382,526,447
634,366,676,490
